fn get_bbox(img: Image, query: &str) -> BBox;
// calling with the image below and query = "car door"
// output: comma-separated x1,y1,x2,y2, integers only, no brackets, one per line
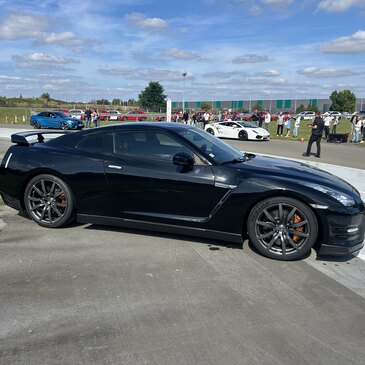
103,129,218,225
47,112,62,128
223,122,238,138
215,122,230,138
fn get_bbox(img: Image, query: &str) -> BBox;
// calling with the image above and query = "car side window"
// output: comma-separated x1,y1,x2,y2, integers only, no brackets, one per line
114,131,192,162
77,133,113,154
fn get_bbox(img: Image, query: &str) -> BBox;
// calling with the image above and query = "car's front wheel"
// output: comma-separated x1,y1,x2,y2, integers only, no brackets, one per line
238,130,248,140
61,122,69,130
123,116,128,121
206,128,215,135
33,121,40,129
24,174,75,228
247,197,318,260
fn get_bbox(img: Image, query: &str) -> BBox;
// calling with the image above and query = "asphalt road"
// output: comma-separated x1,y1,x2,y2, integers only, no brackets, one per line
0,125,365,364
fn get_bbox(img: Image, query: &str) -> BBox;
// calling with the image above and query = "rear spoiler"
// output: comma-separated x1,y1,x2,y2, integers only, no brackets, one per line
11,130,75,146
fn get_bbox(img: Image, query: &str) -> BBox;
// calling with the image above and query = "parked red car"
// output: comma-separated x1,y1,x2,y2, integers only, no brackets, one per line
99,110,123,121
121,111,147,121
52,109,70,115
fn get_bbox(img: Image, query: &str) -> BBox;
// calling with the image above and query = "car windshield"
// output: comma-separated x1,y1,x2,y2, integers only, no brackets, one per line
237,121,257,129
174,126,246,164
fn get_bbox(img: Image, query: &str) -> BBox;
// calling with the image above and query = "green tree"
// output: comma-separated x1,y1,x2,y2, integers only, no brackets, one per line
296,104,306,113
200,102,211,110
112,98,121,106
252,103,263,112
138,81,167,112
329,90,356,112
127,99,138,106
96,99,110,105
41,92,50,101
306,104,319,112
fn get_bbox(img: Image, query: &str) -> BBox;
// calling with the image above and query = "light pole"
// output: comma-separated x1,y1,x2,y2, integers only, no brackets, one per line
182,72,187,113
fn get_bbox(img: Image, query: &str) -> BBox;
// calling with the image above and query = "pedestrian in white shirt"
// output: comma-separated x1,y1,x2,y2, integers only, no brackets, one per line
352,116,362,143
323,112,332,140
264,111,271,132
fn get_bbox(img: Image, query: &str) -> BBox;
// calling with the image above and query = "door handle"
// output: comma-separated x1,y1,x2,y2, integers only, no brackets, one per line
108,165,122,170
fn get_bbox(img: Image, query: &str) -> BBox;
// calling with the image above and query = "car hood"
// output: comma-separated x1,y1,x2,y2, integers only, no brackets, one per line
238,154,355,192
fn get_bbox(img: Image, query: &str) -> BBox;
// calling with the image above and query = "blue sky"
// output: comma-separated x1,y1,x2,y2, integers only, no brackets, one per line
0,0,364,103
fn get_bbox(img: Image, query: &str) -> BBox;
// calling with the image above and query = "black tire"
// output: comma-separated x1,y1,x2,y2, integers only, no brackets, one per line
61,122,69,130
24,174,75,228
247,197,318,260
123,116,128,121
206,128,215,136
239,130,248,141
33,121,40,129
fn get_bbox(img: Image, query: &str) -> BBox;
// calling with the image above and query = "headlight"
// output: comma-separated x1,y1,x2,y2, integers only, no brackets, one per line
314,185,355,207
252,130,258,134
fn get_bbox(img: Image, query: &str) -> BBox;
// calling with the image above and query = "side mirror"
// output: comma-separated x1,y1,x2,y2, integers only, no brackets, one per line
173,152,194,167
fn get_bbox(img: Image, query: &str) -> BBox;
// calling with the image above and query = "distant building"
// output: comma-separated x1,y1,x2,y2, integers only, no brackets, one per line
172,98,364,113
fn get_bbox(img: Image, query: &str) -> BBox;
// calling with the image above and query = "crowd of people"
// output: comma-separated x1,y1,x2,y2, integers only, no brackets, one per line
82,107,365,147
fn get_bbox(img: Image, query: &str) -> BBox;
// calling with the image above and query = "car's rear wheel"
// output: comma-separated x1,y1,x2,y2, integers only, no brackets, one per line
238,130,248,140
33,121,40,129
206,128,215,135
61,122,69,130
123,116,128,121
247,197,317,260
24,174,75,228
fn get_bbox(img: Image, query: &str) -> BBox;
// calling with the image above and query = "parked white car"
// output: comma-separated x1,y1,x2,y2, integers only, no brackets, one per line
69,109,84,119
297,111,315,120
205,121,270,141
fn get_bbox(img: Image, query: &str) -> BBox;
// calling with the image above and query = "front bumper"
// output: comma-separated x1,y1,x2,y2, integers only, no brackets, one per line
318,209,365,256
319,241,364,256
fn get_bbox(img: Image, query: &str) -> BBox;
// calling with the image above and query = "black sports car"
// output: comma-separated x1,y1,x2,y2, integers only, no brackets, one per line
1,123,364,260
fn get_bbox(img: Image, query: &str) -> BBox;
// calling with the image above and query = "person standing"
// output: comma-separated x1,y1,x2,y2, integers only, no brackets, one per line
92,109,99,128
84,108,92,128
251,110,260,126
284,115,292,137
302,112,324,158
332,115,340,134
361,117,365,143
352,115,362,143
293,115,301,138
203,110,210,127
276,112,284,137
182,110,189,124
264,111,271,131
323,112,332,140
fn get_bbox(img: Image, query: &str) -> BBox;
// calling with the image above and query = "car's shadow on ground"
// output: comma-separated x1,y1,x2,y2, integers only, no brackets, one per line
16,211,360,262
83,222,244,251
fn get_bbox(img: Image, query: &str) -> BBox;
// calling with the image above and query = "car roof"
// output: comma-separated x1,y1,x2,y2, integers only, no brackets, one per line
47,122,193,147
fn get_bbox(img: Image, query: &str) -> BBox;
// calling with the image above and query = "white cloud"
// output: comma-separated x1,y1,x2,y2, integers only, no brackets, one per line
12,53,79,64
0,12,47,39
255,70,281,77
317,0,364,12
233,54,270,63
203,71,238,78
297,67,358,77
319,30,365,53
262,0,292,4
125,13,168,30
160,48,201,60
